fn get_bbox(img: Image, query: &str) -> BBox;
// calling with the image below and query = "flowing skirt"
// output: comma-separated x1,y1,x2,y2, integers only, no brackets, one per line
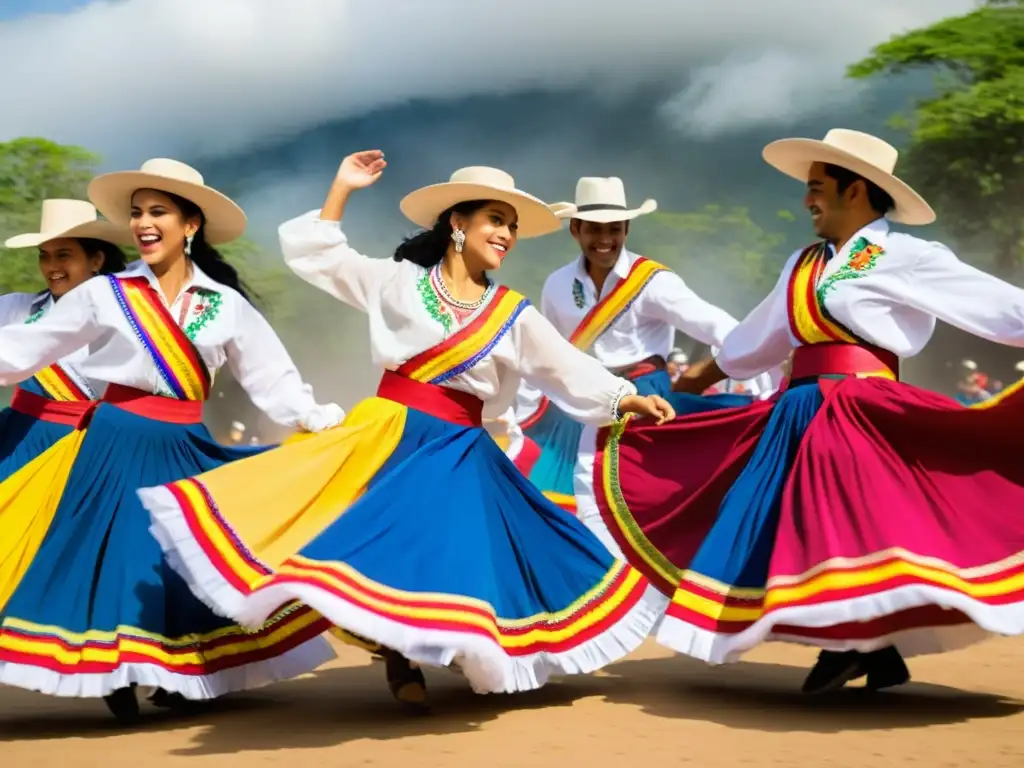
0,398,335,698
143,391,665,694
595,371,1024,664
0,389,89,612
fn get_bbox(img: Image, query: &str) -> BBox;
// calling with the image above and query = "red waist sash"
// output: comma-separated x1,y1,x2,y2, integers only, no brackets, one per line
9,384,203,428
609,355,667,381
377,370,484,426
9,386,93,427
790,343,899,381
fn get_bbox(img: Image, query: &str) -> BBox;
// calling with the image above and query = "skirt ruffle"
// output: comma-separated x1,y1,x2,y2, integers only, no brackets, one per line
596,375,1024,664
143,395,666,694
0,403,335,698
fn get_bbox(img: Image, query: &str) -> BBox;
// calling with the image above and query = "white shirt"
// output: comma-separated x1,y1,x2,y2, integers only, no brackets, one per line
279,210,636,425
0,290,102,396
541,247,740,367
0,260,343,431
717,218,1024,380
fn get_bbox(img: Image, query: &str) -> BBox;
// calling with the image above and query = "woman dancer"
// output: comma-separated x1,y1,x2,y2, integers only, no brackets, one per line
0,160,343,723
0,199,128,610
141,150,673,709
590,128,1024,693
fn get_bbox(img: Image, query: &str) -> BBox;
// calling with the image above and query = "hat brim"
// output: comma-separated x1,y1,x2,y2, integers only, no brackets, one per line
88,172,247,244
399,182,562,239
5,219,134,249
762,139,935,226
557,198,658,223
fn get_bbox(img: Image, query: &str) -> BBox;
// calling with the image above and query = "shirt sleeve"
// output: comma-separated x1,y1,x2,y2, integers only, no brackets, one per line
641,270,739,347
224,296,344,431
715,253,797,380
279,209,402,313
0,293,34,327
0,282,101,385
903,242,1024,345
512,305,636,426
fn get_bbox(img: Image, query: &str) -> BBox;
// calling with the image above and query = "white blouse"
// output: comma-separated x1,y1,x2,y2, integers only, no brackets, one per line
0,261,343,431
0,291,102,396
717,218,1024,380
280,210,636,425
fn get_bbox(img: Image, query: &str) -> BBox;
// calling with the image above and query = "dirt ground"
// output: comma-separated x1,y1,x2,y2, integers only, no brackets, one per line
2,636,1022,767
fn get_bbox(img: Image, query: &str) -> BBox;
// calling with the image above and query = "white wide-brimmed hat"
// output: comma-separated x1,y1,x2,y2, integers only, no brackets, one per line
762,129,935,226
554,177,657,223
400,166,565,238
5,198,133,249
88,158,246,244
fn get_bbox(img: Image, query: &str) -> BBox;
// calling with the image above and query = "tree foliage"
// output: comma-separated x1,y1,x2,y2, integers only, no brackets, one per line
848,0,1024,274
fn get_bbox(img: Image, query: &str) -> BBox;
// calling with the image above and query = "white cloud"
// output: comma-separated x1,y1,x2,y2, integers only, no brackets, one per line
1,0,976,159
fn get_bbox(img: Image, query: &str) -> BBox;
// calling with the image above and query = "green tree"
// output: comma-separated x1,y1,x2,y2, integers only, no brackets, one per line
848,0,1024,275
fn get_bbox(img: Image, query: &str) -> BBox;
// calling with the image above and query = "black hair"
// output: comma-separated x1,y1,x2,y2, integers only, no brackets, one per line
823,163,895,216
161,190,256,303
393,199,490,268
75,237,128,275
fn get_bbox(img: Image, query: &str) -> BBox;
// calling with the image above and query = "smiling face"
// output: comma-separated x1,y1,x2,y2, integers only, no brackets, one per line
569,219,628,269
129,188,201,267
450,200,519,271
37,237,104,298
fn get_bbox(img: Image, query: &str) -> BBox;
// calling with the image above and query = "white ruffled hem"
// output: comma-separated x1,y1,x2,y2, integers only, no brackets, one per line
240,580,668,694
655,583,1015,664
0,637,336,699
143,485,668,694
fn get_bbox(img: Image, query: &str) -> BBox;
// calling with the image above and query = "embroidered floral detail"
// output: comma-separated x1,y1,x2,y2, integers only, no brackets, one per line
818,236,885,297
417,269,453,334
183,289,223,340
572,278,586,309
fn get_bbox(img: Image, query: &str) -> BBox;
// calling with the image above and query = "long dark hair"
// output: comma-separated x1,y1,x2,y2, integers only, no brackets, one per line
393,199,489,268
162,190,256,303
75,237,128,275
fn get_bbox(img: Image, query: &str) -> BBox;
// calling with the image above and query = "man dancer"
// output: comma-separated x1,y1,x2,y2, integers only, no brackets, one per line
512,176,772,549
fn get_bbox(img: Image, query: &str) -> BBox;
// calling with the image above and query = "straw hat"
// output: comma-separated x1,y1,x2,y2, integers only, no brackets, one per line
400,166,564,238
5,198,133,249
762,129,935,226
88,158,246,244
554,177,657,223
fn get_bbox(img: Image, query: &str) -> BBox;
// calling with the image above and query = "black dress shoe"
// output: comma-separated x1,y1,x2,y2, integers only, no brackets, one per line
864,646,910,691
801,650,868,694
383,650,428,712
103,685,140,725
148,688,197,711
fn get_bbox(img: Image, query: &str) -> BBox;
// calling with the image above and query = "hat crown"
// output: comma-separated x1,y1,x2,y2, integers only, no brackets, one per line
449,166,515,190
574,177,628,207
138,158,206,186
37,199,98,232
821,129,899,174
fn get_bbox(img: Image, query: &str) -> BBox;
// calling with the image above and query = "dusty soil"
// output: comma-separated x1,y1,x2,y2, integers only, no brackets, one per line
2,637,1022,767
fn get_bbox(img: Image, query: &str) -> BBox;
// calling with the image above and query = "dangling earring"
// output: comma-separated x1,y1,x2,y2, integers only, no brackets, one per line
451,228,465,254
185,233,194,256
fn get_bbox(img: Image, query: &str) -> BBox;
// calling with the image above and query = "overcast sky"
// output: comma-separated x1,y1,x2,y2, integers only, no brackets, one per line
0,0,977,159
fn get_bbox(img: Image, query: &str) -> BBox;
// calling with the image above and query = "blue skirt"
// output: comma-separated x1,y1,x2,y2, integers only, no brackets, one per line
143,394,664,694
0,401,335,699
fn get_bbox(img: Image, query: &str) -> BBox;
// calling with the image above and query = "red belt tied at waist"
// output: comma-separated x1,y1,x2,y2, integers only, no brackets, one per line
790,343,900,381
10,383,204,429
377,370,484,427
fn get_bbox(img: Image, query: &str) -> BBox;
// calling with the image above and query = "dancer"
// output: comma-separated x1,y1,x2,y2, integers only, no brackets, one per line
511,176,769,548
0,159,343,723
593,128,1024,694
0,199,129,610
142,151,673,710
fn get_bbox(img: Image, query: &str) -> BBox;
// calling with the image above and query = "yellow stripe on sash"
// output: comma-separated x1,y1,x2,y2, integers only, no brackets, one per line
569,258,668,351
31,366,86,402
787,244,858,346
403,289,527,384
